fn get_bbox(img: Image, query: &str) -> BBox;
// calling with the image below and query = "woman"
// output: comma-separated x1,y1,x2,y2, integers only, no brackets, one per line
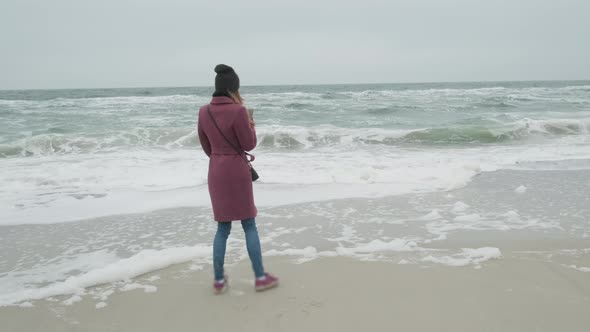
198,64,278,294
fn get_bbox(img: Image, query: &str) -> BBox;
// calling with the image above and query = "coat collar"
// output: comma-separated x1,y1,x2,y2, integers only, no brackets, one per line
210,96,235,105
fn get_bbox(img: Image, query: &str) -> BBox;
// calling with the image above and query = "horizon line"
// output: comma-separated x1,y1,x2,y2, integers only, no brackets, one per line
1,78,589,92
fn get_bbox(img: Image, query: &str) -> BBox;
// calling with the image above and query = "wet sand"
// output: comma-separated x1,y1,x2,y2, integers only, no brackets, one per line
2,255,590,332
1,169,590,331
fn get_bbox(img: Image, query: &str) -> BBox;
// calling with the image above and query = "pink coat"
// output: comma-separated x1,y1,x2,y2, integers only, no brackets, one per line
198,96,257,222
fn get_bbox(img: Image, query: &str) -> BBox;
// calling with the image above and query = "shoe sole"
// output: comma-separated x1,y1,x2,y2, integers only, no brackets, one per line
255,281,279,292
214,277,229,295
214,285,228,294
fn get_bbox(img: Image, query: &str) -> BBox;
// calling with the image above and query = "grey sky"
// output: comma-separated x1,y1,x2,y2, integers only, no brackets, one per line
1,0,589,90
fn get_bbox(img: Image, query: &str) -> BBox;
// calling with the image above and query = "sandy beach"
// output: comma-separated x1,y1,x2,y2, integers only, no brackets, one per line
2,254,590,332
1,168,590,332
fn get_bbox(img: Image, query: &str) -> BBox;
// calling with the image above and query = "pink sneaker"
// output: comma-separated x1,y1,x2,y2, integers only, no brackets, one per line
255,273,279,292
213,275,228,294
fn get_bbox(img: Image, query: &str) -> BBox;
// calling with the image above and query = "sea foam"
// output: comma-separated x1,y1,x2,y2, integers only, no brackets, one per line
0,245,210,307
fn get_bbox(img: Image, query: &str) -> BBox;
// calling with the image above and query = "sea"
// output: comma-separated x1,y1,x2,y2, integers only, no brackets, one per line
1,81,589,306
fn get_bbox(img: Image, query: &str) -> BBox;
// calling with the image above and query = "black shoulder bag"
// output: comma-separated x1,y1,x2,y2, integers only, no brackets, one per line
207,107,259,182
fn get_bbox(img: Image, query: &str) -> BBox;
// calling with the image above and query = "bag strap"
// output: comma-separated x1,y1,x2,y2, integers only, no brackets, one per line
207,106,255,163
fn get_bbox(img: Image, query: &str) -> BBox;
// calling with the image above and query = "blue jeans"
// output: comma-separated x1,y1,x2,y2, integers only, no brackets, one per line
213,218,265,280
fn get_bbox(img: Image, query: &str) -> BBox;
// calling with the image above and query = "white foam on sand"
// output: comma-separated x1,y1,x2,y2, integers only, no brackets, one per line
146,276,161,282
262,242,502,269
0,249,119,289
421,247,502,267
18,302,34,308
262,240,425,263
453,213,482,222
568,265,590,272
0,245,210,307
336,239,422,256
94,289,114,302
425,210,561,240
418,209,442,221
120,283,157,293
451,201,470,214
265,247,319,263
62,294,83,306
326,225,358,242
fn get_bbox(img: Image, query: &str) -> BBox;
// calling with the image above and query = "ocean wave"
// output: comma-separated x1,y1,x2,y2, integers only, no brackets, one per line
4,118,587,157
403,118,590,143
0,128,199,157
256,119,590,149
0,94,204,107
329,85,590,104
3,85,588,118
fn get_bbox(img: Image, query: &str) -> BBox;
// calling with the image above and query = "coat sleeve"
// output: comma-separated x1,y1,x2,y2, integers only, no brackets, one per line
198,110,212,157
233,107,257,151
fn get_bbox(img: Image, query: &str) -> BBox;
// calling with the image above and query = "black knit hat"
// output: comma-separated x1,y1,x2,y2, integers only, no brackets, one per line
214,64,240,94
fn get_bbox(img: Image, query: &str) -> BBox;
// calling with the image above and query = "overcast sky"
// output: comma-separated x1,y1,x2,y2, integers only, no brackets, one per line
1,0,589,90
